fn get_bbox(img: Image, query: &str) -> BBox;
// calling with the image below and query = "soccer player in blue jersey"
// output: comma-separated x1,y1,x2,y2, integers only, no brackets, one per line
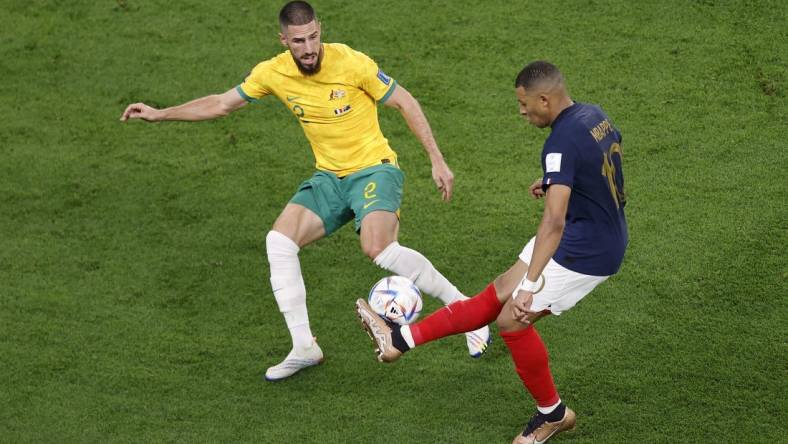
357,61,628,444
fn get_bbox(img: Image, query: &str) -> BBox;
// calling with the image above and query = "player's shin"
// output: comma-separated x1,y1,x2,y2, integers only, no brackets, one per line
408,283,502,346
270,275,311,347
500,326,560,408
266,230,313,349
373,241,463,304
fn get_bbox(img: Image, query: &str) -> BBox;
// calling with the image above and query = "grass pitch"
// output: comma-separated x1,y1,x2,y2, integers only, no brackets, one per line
1,1,786,442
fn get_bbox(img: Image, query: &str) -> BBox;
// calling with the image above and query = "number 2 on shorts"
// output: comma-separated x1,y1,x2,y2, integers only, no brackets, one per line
364,181,377,199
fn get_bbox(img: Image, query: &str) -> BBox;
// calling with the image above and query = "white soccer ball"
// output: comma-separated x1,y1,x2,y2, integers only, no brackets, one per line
368,275,423,325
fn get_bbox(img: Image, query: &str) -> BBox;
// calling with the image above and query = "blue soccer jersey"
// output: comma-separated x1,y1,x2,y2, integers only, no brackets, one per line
541,103,628,276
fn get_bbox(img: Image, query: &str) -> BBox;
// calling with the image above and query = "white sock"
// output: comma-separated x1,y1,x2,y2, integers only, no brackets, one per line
373,241,464,305
266,230,313,349
537,399,562,415
283,305,312,350
400,325,416,349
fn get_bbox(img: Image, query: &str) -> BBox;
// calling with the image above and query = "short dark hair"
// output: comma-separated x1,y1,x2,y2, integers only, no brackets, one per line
515,61,564,90
279,1,316,28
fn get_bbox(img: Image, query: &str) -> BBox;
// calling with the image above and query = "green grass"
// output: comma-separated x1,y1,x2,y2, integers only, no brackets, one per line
1,0,786,442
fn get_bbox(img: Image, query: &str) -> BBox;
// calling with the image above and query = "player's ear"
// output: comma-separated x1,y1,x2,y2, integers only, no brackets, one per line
278,31,288,47
539,93,550,108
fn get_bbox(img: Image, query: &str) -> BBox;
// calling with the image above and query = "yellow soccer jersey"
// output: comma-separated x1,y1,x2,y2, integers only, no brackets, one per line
237,43,398,177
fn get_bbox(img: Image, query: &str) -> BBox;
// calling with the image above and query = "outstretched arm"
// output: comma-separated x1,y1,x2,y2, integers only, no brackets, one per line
120,87,248,122
383,85,454,201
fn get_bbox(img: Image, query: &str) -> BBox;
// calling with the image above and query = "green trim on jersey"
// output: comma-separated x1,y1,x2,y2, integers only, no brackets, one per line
379,80,398,104
235,85,257,103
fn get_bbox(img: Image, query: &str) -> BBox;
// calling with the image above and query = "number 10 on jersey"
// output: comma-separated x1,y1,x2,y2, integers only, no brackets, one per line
601,142,625,208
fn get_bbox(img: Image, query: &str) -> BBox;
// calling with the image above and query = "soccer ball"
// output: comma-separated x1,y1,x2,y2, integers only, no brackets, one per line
368,275,423,325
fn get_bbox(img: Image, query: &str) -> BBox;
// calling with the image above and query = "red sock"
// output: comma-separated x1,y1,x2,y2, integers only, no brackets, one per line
500,326,560,408
410,283,502,346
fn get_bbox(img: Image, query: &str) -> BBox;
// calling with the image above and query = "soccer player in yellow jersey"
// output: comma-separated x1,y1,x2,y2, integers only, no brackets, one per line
120,1,491,380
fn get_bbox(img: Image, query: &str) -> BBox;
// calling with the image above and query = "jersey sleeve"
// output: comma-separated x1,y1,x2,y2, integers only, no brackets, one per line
353,51,397,103
541,138,578,190
236,61,273,102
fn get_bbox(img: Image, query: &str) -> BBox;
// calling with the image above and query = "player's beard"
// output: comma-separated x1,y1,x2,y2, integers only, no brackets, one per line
293,48,323,76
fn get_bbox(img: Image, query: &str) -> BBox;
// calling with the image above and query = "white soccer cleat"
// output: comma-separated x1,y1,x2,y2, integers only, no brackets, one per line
465,325,492,358
264,340,324,381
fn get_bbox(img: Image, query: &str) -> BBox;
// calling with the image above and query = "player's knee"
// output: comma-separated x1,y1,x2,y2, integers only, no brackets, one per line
496,314,535,333
363,241,391,261
492,274,517,299
266,230,299,257
495,310,519,332
495,300,546,332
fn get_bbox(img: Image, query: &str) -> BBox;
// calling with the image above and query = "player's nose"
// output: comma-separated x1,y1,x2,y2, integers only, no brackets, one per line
305,41,317,54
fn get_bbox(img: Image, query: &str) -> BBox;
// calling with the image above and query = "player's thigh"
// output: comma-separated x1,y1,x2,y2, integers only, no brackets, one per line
493,259,551,332
288,171,354,238
272,203,326,247
359,210,399,258
493,259,530,305
531,267,608,315
346,164,404,233
518,237,608,315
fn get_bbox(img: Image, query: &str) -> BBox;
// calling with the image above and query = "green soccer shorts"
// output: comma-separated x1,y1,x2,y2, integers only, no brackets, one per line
289,163,404,236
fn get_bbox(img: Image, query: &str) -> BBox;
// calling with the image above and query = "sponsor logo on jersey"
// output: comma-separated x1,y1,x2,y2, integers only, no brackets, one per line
334,104,352,116
377,70,391,85
329,89,346,100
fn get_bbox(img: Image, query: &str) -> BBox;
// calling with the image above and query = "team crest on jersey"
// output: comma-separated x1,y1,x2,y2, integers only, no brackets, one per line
329,89,346,100
334,104,352,116
377,70,391,85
